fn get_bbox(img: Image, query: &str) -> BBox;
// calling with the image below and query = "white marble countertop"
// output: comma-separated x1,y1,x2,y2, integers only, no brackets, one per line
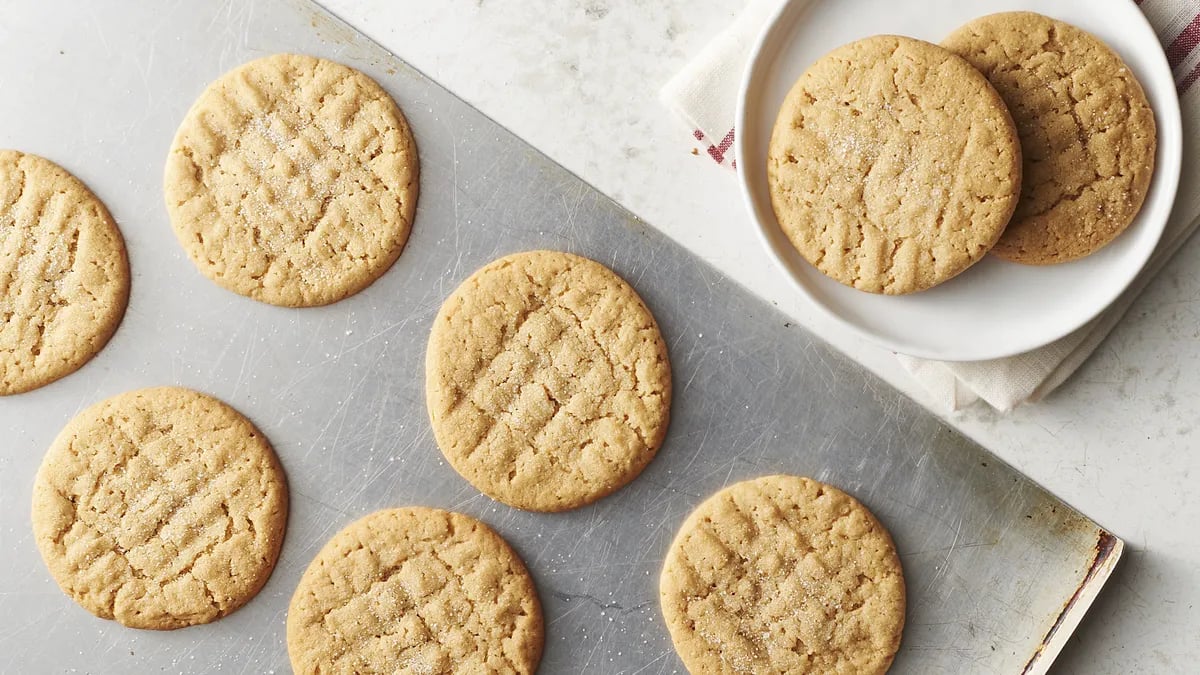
323,2,1198,672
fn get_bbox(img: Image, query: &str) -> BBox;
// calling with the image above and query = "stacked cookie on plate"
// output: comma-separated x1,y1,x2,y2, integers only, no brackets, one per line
767,12,1157,295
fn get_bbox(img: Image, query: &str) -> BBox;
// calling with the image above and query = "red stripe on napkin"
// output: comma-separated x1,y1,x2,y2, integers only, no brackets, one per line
1166,13,1200,68
1181,60,1200,92
694,128,737,167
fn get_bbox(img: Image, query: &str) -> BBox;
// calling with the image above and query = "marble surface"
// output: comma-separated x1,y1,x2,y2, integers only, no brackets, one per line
320,2,1198,671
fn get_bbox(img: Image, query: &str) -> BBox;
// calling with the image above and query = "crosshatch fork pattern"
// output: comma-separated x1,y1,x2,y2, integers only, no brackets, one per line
31,387,288,630
426,251,672,512
164,53,418,307
286,508,543,674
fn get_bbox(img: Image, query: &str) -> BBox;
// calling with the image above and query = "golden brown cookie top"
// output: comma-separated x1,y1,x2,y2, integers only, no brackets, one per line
164,53,418,307
768,35,1021,294
425,250,671,512
287,507,544,675
943,12,1156,264
31,387,288,630
660,475,906,675
0,150,129,395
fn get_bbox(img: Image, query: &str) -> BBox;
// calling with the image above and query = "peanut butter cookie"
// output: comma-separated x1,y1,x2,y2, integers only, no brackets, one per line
660,475,905,674
32,387,288,629
0,151,128,394
768,35,1022,293
426,251,671,512
164,54,418,306
287,507,543,674
944,12,1156,264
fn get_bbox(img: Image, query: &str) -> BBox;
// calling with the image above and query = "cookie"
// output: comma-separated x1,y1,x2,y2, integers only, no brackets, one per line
425,250,671,512
31,387,288,630
0,151,129,395
660,475,905,675
287,507,543,674
768,35,1022,294
943,13,1156,264
164,53,418,307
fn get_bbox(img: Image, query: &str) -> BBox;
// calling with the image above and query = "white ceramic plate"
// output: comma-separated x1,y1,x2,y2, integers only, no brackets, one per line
736,0,1183,361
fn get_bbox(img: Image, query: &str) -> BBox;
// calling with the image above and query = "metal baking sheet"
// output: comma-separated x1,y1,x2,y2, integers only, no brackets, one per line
0,1,1121,673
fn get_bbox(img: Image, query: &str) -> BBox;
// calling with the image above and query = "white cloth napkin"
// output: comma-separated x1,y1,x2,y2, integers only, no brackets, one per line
662,0,1200,411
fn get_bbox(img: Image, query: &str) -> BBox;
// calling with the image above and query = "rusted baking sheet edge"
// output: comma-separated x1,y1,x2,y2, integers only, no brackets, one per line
1022,531,1125,674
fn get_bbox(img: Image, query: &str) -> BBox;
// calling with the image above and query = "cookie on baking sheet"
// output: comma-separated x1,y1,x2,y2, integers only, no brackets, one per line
287,507,544,674
31,387,288,630
943,13,1156,265
164,53,418,307
768,35,1022,294
0,150,129,395
660,475,906,675
425,250,672,512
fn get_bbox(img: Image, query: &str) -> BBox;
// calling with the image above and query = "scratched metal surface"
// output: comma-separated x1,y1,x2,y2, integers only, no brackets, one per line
0,1,1120,673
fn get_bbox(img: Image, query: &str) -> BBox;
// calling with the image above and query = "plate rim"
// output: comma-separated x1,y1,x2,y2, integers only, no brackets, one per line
734,0,1185,362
